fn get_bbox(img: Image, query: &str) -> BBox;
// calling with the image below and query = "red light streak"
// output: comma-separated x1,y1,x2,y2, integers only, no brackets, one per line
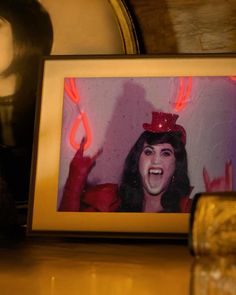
64,78,80,103
69,111,92,150
64,78,92,150
174,77,192,111
229,76,236,82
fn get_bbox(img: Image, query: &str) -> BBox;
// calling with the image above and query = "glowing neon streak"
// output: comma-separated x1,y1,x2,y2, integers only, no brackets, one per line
69,111,92,150
64,77,92,150
174,77,192,111
64,81,75,101
64,78,80,103
175,77,184,110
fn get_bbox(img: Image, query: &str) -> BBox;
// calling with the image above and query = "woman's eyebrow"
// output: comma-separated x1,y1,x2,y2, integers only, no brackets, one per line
161,148,174,153
143,145,154,150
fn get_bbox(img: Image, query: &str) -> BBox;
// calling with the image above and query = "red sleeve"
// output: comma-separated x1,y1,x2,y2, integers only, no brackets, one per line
83,184,121,212
58,141,98,212
58,175,85,212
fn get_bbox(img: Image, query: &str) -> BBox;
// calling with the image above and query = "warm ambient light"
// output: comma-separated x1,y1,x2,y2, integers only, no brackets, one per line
64,78,92,150
174,77,192,111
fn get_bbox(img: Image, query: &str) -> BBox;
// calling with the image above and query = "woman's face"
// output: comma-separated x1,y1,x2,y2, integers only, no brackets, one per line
0,17,14,75
138,142,176,197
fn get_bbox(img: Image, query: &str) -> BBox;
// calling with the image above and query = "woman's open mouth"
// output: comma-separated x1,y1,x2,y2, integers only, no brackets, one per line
148,167,164,188
148,168,163,175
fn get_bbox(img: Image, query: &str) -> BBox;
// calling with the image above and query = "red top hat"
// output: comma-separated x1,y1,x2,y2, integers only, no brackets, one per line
143,111,186,145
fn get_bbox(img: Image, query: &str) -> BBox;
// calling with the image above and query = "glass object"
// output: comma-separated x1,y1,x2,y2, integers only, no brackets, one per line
191,256,236,295
189,192,236,255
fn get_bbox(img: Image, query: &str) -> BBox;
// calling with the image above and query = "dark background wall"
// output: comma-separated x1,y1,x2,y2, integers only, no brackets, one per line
126,0,236,53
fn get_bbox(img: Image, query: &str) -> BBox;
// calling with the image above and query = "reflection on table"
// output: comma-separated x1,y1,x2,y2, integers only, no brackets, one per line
191,255,236,295
0,238,191,295
1,236,236,295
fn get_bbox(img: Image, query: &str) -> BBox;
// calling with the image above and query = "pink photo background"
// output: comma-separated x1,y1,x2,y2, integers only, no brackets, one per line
57,76,236,205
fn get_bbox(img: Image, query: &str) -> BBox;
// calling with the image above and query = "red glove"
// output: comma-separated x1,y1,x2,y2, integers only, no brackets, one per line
59,138,102,211
203,161,233,192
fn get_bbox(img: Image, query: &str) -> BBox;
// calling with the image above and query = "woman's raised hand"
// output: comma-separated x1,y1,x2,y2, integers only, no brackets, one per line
69,137,102,179
59,138,102,211
203,161,233,192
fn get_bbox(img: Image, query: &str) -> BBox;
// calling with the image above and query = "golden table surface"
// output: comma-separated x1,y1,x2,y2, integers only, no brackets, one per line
0,235,193,295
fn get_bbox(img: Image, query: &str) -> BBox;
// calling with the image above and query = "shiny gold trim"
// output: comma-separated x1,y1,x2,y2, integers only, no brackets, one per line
108,0,140,54
191,256,236,294
191,193,236,255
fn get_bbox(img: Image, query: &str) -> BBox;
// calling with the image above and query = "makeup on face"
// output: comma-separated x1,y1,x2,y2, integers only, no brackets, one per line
138,142,176,197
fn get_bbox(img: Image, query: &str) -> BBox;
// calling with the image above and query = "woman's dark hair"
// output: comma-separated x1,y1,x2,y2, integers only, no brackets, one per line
118,131,190,212
0,0,53,145
0,0,53,90
0,1,53,206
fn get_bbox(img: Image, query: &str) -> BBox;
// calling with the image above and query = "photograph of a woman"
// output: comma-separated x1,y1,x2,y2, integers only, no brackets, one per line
0,0,53,231
57,75,235,213
59,111,192,213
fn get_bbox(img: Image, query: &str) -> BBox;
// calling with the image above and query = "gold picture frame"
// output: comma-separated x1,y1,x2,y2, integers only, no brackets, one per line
28,54,236,238
109,0,140,54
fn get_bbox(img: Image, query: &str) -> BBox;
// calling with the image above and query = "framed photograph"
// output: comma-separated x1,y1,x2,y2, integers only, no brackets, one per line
40,0,140,55
28,54,236,238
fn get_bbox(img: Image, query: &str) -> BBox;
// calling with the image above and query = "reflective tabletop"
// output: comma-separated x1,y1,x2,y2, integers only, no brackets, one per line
0,236,192,295
0,236,235,295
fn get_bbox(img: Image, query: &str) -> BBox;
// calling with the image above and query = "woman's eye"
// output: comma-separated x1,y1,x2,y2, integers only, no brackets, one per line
162,151,172,157
143,149,153,156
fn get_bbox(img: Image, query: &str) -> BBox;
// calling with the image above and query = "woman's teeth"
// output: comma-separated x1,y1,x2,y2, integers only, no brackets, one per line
149,168,163,175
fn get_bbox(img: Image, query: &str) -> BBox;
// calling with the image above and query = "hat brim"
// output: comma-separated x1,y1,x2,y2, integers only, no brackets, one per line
143,123,186,145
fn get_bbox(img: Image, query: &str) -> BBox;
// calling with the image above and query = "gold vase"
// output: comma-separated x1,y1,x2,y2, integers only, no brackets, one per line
191,256,236,295
189,192,236,255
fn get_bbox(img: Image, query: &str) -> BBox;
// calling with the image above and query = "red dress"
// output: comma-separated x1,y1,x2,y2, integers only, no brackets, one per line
59,182,192,213
59,143,192,213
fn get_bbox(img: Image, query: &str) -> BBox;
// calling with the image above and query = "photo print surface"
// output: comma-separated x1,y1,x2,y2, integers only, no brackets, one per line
57,76,236,213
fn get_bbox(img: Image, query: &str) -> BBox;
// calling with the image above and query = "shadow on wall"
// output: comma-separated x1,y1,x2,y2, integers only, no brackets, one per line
88,80,156,184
